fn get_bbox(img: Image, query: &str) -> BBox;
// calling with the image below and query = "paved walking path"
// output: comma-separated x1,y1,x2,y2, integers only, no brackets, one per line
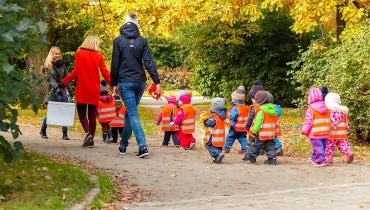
120,182,370,209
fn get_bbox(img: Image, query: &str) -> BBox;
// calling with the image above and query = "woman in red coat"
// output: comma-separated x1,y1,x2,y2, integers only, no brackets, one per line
61,34,111,148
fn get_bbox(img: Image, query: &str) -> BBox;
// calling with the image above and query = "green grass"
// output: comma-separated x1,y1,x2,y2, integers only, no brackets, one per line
0,152,95,210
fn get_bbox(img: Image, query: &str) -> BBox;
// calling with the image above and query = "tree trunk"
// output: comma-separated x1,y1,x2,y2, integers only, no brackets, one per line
336,5,346,40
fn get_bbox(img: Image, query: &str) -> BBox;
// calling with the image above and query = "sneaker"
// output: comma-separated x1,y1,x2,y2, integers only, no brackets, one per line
308,157,316,165
326,157,333,164
189,142,196,149
82,132,93,147
179,146,186,150
102,139,107,144
243,154,256,163
264,158,277,165
315,161,326,167
213,153,224,164
222,148,230,153
276,147,284,156
346,152,354,163
238,150,247,155
107,138,113,143
136,146,149,158
118,147,126,155
88,140,94,148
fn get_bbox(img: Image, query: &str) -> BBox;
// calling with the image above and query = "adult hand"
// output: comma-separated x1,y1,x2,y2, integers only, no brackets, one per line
156,84,163,95
113,86,119,95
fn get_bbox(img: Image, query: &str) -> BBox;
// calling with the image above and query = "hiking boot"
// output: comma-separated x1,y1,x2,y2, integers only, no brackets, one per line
118,147,126,155
136,146,149,158
264,158,277,165
82,132,93,147
243,154,256,163
40,129,48,139
275,147,284,156
346,152,354,163
62,131,69,140
88,140,94,148
213,153,224,164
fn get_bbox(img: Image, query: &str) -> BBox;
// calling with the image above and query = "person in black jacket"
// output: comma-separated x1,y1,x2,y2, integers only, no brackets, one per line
40,46,73,140
111,12,162,158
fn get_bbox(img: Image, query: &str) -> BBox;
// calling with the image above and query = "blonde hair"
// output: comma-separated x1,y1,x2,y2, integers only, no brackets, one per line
79,34,102,52
44,46,61,70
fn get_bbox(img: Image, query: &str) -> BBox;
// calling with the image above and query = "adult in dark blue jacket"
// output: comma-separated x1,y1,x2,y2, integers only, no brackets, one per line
111,12,162,159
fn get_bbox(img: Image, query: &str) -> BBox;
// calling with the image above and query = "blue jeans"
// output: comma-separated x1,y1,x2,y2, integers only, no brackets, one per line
223,128,247,151
118,82,146,148
42,116,67,132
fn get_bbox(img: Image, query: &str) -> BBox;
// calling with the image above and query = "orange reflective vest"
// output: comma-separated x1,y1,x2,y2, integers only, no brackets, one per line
258,110,281,140
308,106,331,136
109,105,126,128
98,99,116,123
205,113,225,147
247,104,260,137
328,114,348,140
225,104,249,131
181,104,196,134
161,105,179,131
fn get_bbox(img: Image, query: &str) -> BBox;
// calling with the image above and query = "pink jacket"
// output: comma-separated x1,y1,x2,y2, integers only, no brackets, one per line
301,88,330,139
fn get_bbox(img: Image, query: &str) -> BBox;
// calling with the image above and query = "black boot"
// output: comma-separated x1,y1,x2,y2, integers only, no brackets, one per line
102,133,108,143
63,131,69,140
40,129,48,139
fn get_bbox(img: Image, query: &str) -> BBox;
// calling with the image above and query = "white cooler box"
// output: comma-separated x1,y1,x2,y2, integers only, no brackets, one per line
46,101,76,127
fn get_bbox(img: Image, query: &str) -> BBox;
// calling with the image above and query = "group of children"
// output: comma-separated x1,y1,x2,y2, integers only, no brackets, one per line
97,80,126,144
99,78,354,167
301,86,354,167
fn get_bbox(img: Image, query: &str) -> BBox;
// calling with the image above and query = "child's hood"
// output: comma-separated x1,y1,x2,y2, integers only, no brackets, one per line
330,110,345,127
100,94,113,102
309,101,328,115
212,108,227,120
232,99,245,104
260,103,276,116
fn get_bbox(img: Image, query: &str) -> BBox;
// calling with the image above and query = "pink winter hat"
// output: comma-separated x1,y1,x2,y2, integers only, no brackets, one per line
166,94,177,105
308,87,323,104
179,94,191,104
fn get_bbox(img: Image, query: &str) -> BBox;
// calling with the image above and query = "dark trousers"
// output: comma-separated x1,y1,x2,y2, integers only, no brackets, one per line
206,136,222,158
162,131,179,145
249,137,276,159
111,127,123,142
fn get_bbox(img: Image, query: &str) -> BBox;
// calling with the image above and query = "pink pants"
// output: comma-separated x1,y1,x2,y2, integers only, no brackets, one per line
325,139,351,158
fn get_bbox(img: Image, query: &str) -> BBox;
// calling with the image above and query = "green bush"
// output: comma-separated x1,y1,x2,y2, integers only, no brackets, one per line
289,21,370,141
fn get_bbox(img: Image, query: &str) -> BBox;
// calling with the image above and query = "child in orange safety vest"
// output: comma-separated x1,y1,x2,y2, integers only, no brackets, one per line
324,92,354,164
301,87,331,167
202,97,227,163
171,93,197,149
223,86,249,154
243,90,281,165
109,95,126,143
155,94,180,147
97,80,116,143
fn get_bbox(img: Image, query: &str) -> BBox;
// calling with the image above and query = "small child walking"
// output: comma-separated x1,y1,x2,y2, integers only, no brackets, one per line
324,92,354,164
267,92,284,156
203,97,227,163
109,95,126,144
155,94,180,147
301,87,331,167
243,90,280,165
171,93,197,149
97,80,116,143
223,86,249,154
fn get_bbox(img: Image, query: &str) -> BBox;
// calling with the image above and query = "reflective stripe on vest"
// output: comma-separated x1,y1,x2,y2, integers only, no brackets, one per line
258,110,281,140
109,105,126,127
247,104,260,137
205,113,225,147
181,104,196,134
161,105,179,131
309,106,331,135
98,100,116,122
225,104,249,131
328,115,348,139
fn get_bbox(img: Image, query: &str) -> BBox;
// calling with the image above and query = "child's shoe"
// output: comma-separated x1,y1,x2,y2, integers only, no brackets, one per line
189,142,196,149
243,154,256,163
222,148,230,153
179,146,186,150
315,161,326,167
174,144,180,147
160,144,168,147
213,153,224,164
346,152,354,163
264,158,277,165
326,157,333,164
275,147,284,156
259,149,265,156
238,149,247,155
